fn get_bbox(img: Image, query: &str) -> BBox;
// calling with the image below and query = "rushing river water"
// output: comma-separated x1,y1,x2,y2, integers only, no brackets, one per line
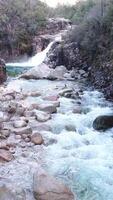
4,77,113,200
3,38,113,200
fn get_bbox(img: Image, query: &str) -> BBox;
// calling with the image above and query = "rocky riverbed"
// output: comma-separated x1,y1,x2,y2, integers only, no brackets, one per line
0,71,113,200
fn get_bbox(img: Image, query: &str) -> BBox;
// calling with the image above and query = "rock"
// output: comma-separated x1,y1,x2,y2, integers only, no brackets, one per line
16,106,25,116
0,129,10,139
0,112,9,122
31,133,44,145
35,111,51,122
33,168,74,200
21,63,51,79
48,66,67,80
38,103,57,114
24,110,35,117
13,126,32,135
13,120,27,128
59,88,73,96
93,115,113,131
73,107,82,114
43,95,59,101
28,91,41,97
0,149,13,162
65,125,76,132
79,69,85,75
35,124,52,132
0,58,7,84
0,141,9,150
0,178,26,199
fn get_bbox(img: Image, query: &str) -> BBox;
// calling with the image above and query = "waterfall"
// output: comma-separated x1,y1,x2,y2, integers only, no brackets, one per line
6,34,62,68
6,42,54,68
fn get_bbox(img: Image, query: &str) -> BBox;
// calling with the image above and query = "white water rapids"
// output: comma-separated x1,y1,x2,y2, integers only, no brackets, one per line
4,78,113,200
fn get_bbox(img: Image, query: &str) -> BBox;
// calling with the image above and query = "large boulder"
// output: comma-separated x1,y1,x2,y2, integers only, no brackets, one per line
21,63,67,80
33,169,74,200
0,59,7,84
93,115,113,131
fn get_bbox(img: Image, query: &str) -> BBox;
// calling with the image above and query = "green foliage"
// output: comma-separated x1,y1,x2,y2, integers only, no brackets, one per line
0,0,49,56
54,0,96,24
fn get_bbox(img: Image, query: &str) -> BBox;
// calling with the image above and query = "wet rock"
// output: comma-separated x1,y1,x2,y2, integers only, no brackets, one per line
24,110,35,117
28,91,41,97
38,103,57,114
35,124,52,132
78,69,86,75
13,126,32,135
21,63,51,79
43,95,59,101
73,107,82,114
0,149,13,162
0,129,10,139
31,133,44,145
65,125,76,132
59,88,73,96
0,141,9,150
16,106,25,116
93,115,113,131
21,64,67,80
48,66,67,80
0,178,26,199
0,58,7,84
33,168,74,200
35,110,51,122
0,112,9,122
13,120,28,128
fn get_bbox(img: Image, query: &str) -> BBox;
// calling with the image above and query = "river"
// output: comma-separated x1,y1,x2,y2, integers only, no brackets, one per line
2,40,113,200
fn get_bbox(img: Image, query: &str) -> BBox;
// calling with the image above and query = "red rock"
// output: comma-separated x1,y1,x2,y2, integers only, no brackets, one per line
31,133,44,145
33,169,75,200
0,149,14,162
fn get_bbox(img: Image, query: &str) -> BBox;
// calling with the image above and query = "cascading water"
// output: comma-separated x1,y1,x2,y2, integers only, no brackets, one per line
6,34,61,68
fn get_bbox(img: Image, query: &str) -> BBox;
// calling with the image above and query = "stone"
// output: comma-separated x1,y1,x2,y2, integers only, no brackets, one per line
16,106,25,116
59,88,73,96
21,63,51,79
31,133,44,145
24,110,35,117
65,125,76,132
0,112,9,123
38,103,57,114
13,120,27,128
0,58,7,84
0,129,10,139
0,178,26,199
93,115,113,131
36,124,52,132
79,69,85,75
0,149,13,162
73,107,82,114
33,168,74,200
48,66,67,80
35,111,51,122
13,126,32,135
28,91,41,97
43,95,59,101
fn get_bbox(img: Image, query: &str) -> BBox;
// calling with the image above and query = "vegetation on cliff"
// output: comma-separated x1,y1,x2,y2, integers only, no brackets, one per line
0,0,50,59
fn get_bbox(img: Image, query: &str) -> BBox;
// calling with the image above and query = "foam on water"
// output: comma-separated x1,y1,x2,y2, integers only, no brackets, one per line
43,90,113,200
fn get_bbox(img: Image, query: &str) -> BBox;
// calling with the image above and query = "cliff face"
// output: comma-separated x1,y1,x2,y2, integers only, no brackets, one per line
0,59,7,84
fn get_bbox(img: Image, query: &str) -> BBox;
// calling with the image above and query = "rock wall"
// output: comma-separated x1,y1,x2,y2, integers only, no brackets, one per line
0,59,7,84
